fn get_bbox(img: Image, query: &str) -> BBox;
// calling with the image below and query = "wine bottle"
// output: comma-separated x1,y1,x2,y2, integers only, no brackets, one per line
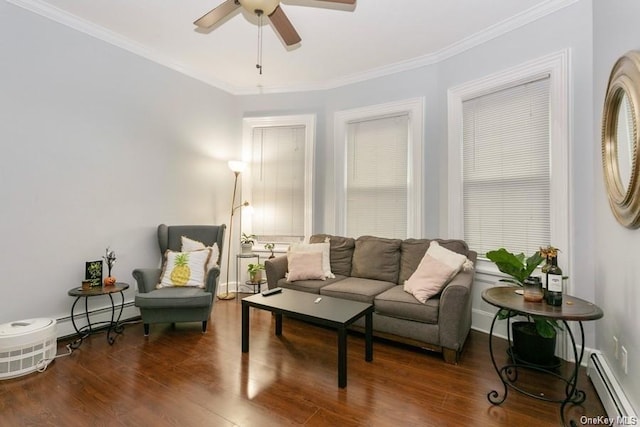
545,254,563,306
540,253,551,297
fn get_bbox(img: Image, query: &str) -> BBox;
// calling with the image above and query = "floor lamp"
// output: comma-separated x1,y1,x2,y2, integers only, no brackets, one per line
218,160,248,300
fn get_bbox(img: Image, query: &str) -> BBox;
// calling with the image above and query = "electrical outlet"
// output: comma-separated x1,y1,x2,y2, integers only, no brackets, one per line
614,336,619,359
621,346,628,375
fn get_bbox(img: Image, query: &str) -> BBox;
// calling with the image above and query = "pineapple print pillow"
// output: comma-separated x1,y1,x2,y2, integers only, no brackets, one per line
157,249,212,289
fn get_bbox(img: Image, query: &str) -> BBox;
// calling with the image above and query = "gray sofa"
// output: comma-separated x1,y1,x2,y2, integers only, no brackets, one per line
265,234,477,364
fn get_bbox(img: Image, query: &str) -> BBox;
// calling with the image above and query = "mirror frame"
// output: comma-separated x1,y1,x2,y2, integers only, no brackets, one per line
602,51,640,228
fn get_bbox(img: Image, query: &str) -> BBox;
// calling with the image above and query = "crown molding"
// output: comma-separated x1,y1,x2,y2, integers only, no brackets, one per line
7,0,580,95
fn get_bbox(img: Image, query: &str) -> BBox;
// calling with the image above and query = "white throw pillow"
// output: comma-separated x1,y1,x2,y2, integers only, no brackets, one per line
404,254,457,303
157,249,211,289
181,236,220,272
426,241,474,273
287,241,334,279
286,252,326,282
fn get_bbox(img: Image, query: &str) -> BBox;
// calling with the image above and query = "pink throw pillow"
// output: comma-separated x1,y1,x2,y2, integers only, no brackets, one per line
404,254,457,303
286,252,326,282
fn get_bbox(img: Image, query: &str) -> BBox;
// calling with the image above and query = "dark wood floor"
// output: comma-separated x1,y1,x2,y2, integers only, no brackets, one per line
1,297,605,426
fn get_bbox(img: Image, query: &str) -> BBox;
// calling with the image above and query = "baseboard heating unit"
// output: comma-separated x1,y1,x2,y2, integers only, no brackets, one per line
0,318,57,380
588,351,638,424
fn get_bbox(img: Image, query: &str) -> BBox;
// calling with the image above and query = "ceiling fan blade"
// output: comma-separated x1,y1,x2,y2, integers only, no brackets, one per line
269,5,301,46
314,0,356,4
194,0,240,28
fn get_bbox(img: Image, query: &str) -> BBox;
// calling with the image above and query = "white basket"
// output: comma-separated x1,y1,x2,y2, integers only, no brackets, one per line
0,318,57,380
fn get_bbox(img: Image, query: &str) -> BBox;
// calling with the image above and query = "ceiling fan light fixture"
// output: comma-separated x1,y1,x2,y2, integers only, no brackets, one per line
239,0,280,16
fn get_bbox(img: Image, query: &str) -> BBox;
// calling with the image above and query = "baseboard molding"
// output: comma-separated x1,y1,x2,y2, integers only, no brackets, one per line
587,351,638,424
54,301,140,339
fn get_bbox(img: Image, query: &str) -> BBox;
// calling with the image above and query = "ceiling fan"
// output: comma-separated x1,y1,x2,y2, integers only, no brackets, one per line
194,0,356,46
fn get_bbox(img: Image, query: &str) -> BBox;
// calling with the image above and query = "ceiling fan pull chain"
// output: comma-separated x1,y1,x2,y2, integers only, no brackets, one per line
256,11,263,75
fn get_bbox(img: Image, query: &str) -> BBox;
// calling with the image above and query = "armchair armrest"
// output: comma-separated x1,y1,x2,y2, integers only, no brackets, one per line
204,266,220,294
132,268,161,293
265,255,288,290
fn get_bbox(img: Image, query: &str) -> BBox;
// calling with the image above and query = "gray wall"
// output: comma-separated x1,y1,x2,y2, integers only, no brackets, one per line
0,2,241,324
593,0,640,411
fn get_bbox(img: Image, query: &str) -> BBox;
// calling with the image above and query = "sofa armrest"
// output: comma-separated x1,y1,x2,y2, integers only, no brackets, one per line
438,251,477,352
265,255,288,289
132,268,161,293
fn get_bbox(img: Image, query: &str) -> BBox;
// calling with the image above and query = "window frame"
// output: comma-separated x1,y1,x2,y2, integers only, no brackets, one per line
447,49,570,288
241,114,315,245
334,98,425,238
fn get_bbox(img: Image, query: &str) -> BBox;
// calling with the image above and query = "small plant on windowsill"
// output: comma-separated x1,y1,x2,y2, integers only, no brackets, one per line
264,242,275,259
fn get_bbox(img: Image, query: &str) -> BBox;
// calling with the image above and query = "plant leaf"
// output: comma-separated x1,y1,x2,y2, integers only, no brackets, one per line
486,248,545,284
534,318,557,338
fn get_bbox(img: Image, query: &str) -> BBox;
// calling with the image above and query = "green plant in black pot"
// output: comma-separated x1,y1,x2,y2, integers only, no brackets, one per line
486,248,561,337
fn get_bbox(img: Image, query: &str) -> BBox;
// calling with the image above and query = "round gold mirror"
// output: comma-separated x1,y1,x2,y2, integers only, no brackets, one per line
602,51,640,228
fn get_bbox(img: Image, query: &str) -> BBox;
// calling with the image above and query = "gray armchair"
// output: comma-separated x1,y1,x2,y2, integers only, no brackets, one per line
132,224,226,336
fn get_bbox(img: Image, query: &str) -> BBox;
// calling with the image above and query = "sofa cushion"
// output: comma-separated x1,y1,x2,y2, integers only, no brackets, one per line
278,275,347,294
399,238,471,284
310,234,355,277
374,285,439,324
351,236,402,283
320,277,396,304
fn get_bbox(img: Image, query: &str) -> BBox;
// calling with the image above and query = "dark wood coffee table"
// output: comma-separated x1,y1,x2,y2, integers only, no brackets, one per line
241,289,374,388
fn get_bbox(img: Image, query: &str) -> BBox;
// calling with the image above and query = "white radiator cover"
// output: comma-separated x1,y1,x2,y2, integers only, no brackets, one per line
588,351,638,425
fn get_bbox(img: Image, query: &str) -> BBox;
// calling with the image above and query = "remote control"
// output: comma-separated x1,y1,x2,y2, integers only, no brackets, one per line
262,287,282,296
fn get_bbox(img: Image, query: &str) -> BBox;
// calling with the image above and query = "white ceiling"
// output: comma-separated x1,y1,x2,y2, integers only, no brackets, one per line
10,0,577,94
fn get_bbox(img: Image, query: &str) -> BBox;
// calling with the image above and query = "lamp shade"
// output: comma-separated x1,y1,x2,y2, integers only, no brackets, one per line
239,0,280,15
228,160,246,173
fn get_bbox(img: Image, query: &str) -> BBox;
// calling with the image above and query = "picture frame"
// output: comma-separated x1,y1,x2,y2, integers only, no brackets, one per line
85,260,103,287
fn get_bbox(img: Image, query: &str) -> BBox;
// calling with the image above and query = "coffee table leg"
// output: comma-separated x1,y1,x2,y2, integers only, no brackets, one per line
338,326,347,388
365,311,373,362
242,301,249,353
275,312,282,336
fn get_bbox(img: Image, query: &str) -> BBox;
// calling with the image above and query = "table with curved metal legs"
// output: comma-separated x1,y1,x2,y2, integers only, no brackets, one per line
482,286,603,427
67,282,129,349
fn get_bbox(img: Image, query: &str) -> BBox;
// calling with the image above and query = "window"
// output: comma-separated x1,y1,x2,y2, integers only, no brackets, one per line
335,99,424,239
242,115,315,244
448,50,569,270
346,115,409,238
462,77,550,256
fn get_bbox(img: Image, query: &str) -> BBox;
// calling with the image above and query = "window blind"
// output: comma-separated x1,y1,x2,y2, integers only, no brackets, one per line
250,126,306,242
346,114,409,239
462,77,550,257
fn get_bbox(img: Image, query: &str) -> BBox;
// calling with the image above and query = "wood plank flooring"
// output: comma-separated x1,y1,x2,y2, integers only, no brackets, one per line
0,297,605,426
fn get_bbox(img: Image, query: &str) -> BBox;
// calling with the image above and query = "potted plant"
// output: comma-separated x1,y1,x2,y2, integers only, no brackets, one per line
264,242,275,259
247,263,265,283
240,233,256,254
486,247,562,366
